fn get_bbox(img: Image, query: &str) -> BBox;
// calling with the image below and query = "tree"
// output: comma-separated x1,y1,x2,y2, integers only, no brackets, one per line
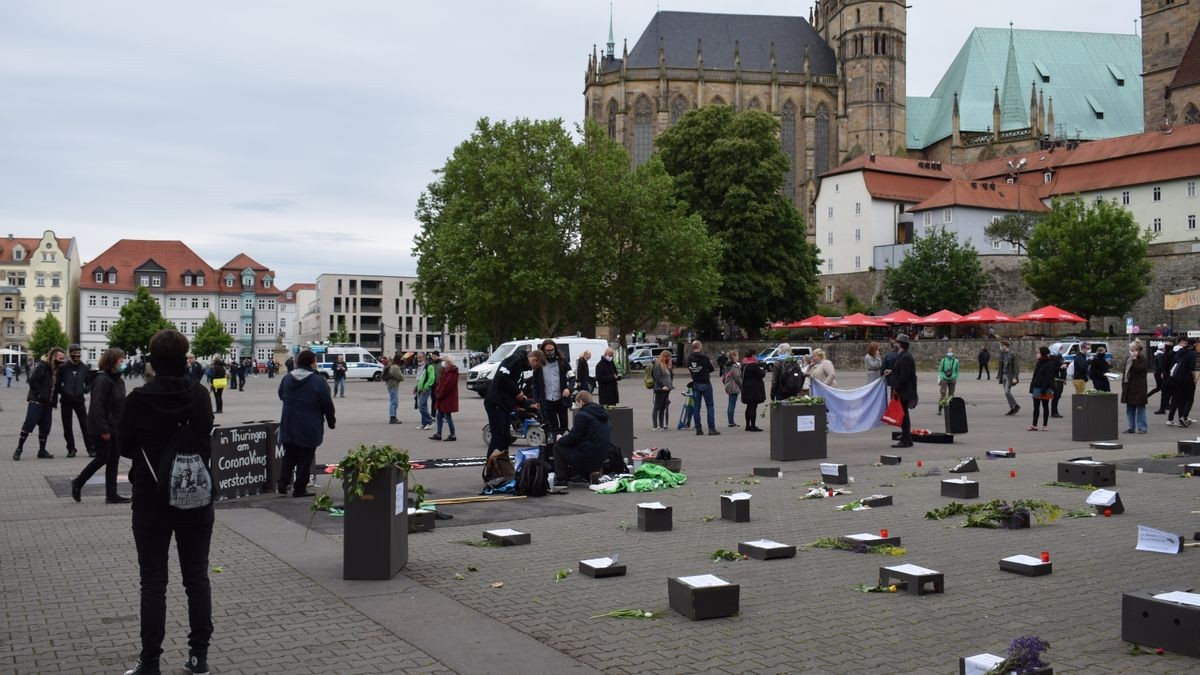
884,227,986,315
414,117,583,347
328,318,350,344
577,121,721,348
655,105,820,335
191,312,233,358
984,212,1040,254
107,286,173,358
28,312,69,360
1021,197,1154,328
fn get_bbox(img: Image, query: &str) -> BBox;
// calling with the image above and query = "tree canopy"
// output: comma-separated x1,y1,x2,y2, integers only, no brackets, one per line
1021,197,1154,327
655,105,819,335
107,286,173,358
884,227,986,315
984,212,1040,254
328,318,350,345
28,312,69,360
191,312,233,358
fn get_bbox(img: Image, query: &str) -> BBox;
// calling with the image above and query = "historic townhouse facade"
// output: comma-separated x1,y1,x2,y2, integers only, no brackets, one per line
0,230,81,360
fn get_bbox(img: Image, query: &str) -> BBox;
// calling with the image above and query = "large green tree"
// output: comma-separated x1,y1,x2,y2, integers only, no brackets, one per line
414,117,583,347
191,312,233,358
577,121,721,348
107,286,173,358
1021,197,1154,328
655,105,819,335
28,312,69,360
884,227,986,315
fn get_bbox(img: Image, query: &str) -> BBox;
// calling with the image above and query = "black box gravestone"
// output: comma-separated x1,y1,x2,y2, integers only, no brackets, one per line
343,466,408,580
769,404,826,461
668,575,739,620
1071,393,1119,442
607,407,634,460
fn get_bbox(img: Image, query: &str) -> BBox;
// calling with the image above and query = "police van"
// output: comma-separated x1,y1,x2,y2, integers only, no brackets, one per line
307,344,384,381
466,337,608,396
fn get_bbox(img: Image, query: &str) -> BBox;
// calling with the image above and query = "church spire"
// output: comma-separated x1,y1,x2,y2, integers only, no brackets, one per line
606,3,615,59
999,22,1028,130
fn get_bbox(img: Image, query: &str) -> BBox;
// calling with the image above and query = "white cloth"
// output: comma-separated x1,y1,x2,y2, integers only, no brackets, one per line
810,378,887,434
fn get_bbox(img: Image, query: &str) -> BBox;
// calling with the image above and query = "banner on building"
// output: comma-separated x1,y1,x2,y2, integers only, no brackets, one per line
1164,287,1200,311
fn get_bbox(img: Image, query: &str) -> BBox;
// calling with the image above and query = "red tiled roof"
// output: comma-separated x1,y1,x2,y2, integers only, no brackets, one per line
215,252,280,296
279,282,315,303
219,253,270,271
909,180,1050,213
80,240,218,293
862,173,952,203
1047,144,1200,195
1170,22,1200,89
824,153,968,180
0,236,74,266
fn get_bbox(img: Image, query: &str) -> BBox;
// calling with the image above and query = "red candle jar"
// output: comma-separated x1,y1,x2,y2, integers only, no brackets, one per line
1010,470,1016,478
880,529,889,538
916,460,923,467
1040,551,1050,563
1104,508,1113,517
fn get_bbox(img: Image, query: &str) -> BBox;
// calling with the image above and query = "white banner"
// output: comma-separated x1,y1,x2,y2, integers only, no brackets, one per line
810,378,888,434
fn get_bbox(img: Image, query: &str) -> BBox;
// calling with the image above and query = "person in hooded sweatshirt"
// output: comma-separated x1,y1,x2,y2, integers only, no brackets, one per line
117,329,215,675
71,347,129,504
550,390,610,488
483,348,543,461
277,349,336,497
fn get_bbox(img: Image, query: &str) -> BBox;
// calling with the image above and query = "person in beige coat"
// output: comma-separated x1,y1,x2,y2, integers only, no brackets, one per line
808,349,837,387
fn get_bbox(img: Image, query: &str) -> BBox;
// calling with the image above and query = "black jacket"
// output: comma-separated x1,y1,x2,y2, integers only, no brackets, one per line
1089,353,1110,382
278,368,336,448
531,355,571,405
57,359,91,403
555,402,610,458
891,349,918,403
188,361,204,382
575,356,591,390
118,373,214,512
1029,356,1056,392
740,361,766,404
87,371,126,437
26,361,57,406
595,357,620,405
686,351,714,383
881,349,900,386
485,349,531,411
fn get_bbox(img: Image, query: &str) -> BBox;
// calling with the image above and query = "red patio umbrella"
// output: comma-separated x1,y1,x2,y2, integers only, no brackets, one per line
916,309,964,325
1014,305,1085,323
879,309,922,324
834,312,888,327
790,314,837,328
959,307,1016,324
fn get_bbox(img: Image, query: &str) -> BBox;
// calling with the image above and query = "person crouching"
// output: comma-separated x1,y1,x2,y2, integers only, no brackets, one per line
550,391,610,489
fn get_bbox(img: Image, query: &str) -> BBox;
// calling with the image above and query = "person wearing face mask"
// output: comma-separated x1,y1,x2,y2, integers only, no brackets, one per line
936,348,959,416
531,339,571,436
13,347,67,460
1088,345,1111,392
549,391,610,489
997,341,1020,416
1121,340,1149,434
595,348,621,406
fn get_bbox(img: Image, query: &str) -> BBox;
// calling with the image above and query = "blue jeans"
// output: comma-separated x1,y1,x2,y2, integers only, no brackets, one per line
1125,404,1147,433
436,411,456,437
726,393,739,426
388,387,399,419
333,377,345,397
417,390,432,426
692,381,716,432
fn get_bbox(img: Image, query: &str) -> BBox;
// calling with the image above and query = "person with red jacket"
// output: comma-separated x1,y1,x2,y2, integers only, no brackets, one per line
430,358,459,441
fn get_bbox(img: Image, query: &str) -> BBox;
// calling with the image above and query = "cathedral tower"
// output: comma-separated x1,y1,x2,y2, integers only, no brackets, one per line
815,0,907,158
1142,0,1200,129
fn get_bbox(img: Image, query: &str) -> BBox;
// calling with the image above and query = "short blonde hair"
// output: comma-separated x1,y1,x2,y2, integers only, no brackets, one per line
575,390,593,405
813,348,826,359
528,349,547,367
1129,339,1144,353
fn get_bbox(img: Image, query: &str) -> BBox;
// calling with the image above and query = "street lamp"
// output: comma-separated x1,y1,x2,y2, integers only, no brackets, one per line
1007,157,1028,254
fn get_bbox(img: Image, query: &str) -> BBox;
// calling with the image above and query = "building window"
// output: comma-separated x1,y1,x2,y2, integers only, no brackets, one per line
854,256,862,270
874,83,886,102
151,276,161,288
51,274,60,287
827,232,834,245
168,297,177,309
196,274,204,287
943,208,953,224
191,297,199,309
855,228,861,242
825,285,834,301
923,212,932,226
243,298,252,310
1189,214,1196,230
12,248,23,261
108,271,116,283
606,99,617,139
1153,186,1162,202
855,202,862,216
1043,172,1052,183
992,239,1002,250
781,100,797,199
632,96,654,166
670,95,689,125
826,259,833,272
827,207,834,220
263,278,272,289
35,297,45,311
815,104,830,178
35,274,45,287
1152,217,1162,232
88,320,97,332
1122,191,1130,205
225,275,235,287
202,298,210,309
100,295,108,307
50,297,60,312
100,320,110,332
94,271,104,283
87,295,96,307
1188,181,1196,197
244,321,253,336
184,275,192,287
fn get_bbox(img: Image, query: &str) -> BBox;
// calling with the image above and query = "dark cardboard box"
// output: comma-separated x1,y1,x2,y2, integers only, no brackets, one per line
343,466,408,580
637,504,673,532
820,462,848,485
1121,591,1200,658
737,539,796,560
861,494,893,508
841,533,902,548
642,458,683,473
1056,460,1116,487
607,406,635,460
999,554,1052,576
668,575,740,620
769,404,827,461
879,454,902,465
579,557,626,578
483,528,531,546
1002,510,1032,529
891,431,955,444
950,457,979,473
1178,439,1200,456
407,509,436,533
1071,393,1119,442
878,563,944,595
941,478,980,499
720,494,750,522
753,467,782,477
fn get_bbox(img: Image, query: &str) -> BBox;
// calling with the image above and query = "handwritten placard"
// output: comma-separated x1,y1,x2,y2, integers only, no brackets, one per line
1135,525,1181,554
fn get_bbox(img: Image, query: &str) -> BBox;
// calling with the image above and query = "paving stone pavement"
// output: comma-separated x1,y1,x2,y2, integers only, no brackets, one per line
2,372,1199,673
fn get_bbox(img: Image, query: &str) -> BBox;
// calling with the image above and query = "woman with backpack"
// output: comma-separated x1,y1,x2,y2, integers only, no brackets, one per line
740,349,766,432
650,350,674,430
117,329,215,675
207,357,227,414
722,350,742,428
71,348,129,504
770,343,804,401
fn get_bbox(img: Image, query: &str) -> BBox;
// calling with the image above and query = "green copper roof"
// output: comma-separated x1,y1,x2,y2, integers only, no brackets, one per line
906,27,1143,149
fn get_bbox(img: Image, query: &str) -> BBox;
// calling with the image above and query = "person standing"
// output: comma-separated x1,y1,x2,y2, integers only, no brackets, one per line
484,348,542,462
71,348,129,504
277,349,336,497
187,355,204,384
415,352,436,429
998,341,1021,416
430,357,459,441
977,346,991,380
1051,344,1068,418
650,350,674,430
881,340,900,395
686,341,719,436
1167,338,1198,427
1071,342,1091,394
886,334,917,448
266,360,276,378
1027,346,1056,431
384,353,405,424
595,348,620,406
207,358,227,415
1089,345,1111,392
1121,340,1149,434
936,348,960,416
1151,344,1169,414
863,343,882,384
285,355,295,373
116,329,215,675
740,349,766,431
575,350,593,393
5,362,12,387
13,347,65,461
332,355,347,398
722,350,742,428
770,343,805,401
57,344,95,458
531,339,571,436
808,349,837,386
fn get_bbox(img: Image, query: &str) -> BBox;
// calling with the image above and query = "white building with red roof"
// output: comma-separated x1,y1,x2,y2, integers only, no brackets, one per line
0,230,81,360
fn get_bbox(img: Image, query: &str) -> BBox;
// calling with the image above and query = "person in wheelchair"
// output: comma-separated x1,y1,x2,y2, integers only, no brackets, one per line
549,391,610,489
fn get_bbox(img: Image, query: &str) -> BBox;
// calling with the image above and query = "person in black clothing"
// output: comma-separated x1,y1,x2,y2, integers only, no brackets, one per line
595,348,620,405
484,348,543,462
207,358,227,414
1028,346,1057,431
1050,344,1068,418
57,344,95,458
13,347,66,461
1071,343,1091,394
740,349,766,431
1151,345,1169,414
1167,338,1198,427
881,341,900,395
277,349,336,497
117,329,215,675
550,391,610,488
1089,346,1111,392
285,356,295,373
886,334,917,448
71,348,129,503
186,355,204,384
686,341,719,436
531,339,571,436
575,351,593,393
977,347,991,380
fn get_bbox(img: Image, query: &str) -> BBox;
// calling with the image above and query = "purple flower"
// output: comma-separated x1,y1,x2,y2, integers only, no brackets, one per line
1006,634,1050,671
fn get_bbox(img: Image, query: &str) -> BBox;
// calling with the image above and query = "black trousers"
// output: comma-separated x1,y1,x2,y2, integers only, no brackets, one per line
485,403,512,458
552,442,601,480
60,398,92,453
977,363,990,379
1051,380,1064,415
19,402,53,447
652,389,670,428
132,506,214,662
899,400,912,444
210,387,223,413
744,403,759,428
541,398,569,435
279,443,315,495
1172,382,1196,420
74,435,120,498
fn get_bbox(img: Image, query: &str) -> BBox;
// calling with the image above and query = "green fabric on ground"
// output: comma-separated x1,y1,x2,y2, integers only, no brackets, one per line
595,463,687,494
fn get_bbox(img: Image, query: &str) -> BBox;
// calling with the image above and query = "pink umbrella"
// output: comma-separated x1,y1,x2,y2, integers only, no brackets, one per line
916,309,964,325
879,309,922,324
959,307,1016,324
1014,305,1085,323
834,312,888,327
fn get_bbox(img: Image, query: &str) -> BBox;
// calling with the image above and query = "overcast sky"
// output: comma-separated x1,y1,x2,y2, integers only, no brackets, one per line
0,1,1138,287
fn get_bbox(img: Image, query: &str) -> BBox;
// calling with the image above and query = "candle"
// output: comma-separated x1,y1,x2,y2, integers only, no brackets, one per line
880,529,888,538
916,460,923,468
1010,470,1016,478
1040,551,1050,563
1104,508,1113,517
1009,447,1016,455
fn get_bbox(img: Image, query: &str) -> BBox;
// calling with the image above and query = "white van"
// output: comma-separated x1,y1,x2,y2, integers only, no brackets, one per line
309,344,384,381
465,337,608,397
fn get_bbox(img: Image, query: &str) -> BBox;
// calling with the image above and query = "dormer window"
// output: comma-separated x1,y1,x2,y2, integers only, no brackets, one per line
151,276,161,288
12,247,24,261
94,270,104,283
139,274,149,287
184,275,192,287
196,274,205,287
107,270,117,283
225,274,235,287
262,276,272,289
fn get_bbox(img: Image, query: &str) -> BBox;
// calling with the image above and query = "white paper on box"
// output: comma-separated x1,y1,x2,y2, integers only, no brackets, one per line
886,563,938,576
1072,460,1105,465
581,557,618,568
1153,591,1200,607
796,415,816,432
487,528,524,537
394,483,405,516
962,653,1005,675
745,539,787,549
1135,525,1181,554
637,501,668,509
819,463,841,475
1087,488,1118,506
677,574,730,588
944,477,975,484
723,492,752,501
1001,554,1046,566
846,533,882,541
